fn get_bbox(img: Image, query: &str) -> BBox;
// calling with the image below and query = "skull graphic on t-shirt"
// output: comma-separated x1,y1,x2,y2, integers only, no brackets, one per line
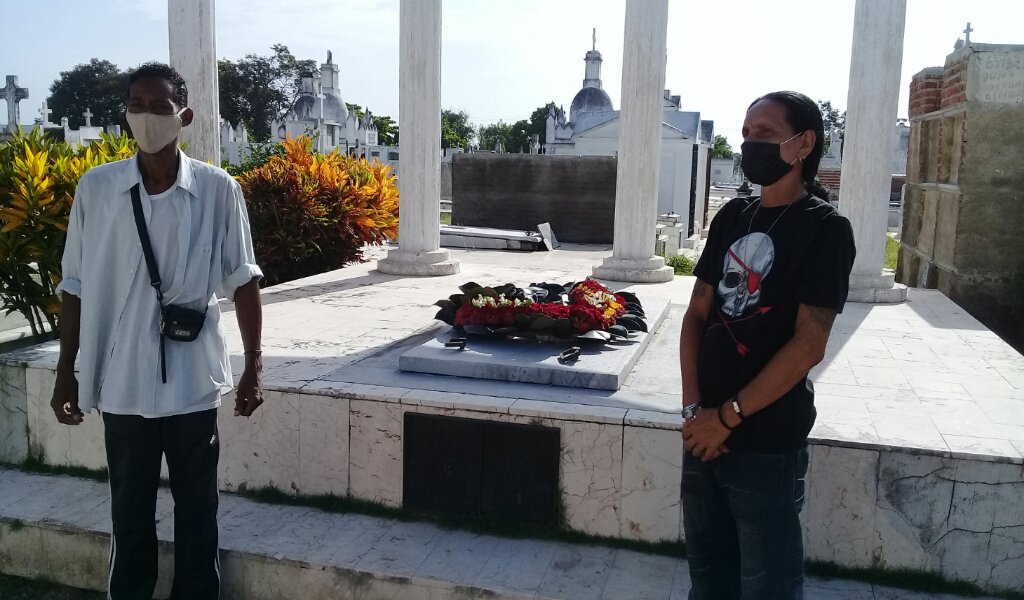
718,232,775,317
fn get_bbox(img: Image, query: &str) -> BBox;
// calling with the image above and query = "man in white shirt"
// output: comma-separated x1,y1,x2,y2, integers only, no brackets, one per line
49,62,264,600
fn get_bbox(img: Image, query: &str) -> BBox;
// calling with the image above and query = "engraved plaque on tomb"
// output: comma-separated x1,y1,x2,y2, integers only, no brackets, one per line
403,413,560,524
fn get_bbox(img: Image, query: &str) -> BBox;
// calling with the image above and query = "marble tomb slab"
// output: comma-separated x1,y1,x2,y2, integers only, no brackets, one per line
398,298,670,391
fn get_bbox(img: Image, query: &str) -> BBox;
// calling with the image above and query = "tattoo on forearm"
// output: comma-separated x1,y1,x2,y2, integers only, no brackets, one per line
806,305,837,332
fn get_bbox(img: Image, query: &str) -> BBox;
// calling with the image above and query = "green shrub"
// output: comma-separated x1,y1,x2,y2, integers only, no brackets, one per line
236,136,399,286
0,130,136,337
224,141,285,177
666,254,696,276
885,235,900,271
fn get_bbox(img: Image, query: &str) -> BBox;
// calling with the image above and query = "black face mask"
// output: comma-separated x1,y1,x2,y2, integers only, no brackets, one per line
740,131,804,186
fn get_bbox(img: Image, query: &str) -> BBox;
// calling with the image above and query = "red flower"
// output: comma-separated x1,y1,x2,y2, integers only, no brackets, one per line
529,302,571,319
569,304,604,332
446,280,631,335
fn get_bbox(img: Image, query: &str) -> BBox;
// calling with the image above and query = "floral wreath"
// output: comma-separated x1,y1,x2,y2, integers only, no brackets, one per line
433,279,647,342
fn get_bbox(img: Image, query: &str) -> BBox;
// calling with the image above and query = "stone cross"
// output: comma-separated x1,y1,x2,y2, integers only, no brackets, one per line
83,108,93,127
3,75,29,132
38,101,53,126
963,22,973,44
61,116,69,128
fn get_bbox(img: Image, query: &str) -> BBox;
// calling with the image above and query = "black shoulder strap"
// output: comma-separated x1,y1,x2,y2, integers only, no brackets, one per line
129,183,163,304
130,183,167,384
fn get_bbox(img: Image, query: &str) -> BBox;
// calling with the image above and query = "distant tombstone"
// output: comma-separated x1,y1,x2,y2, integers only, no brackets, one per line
83,108,93,127
105,124,121,135
537,222,560,250
38,101,53,126
61,116,69,128
826,128,843,159
529,134,540,155
3,76,29,132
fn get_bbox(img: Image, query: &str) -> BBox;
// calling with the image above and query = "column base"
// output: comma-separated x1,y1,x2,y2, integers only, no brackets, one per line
377,248,460,277
592,257,674,283
848,270,908,303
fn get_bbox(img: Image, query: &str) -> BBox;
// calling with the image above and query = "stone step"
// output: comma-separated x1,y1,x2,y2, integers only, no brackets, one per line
0,468,1000,600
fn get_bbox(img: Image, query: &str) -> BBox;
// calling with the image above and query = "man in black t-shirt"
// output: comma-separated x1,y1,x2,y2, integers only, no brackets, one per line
680,92,855,600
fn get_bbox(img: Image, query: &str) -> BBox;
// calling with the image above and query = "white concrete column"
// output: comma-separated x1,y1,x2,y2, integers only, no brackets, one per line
593,0,673,283
840,0,908,303
378,0,459,276
168,0,220,165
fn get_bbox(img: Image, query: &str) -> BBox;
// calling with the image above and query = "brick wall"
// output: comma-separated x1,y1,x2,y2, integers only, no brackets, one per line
909,67,944,118
817,168,841,200
941,53,970,108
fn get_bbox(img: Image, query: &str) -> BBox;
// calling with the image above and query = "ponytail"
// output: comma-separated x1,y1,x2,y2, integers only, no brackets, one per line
806,177,831,202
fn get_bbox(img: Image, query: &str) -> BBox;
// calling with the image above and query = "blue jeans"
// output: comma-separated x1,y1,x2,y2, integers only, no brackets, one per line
682,446,809,600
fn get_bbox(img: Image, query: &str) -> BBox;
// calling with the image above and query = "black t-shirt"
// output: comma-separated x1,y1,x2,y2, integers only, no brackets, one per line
693,195,856,453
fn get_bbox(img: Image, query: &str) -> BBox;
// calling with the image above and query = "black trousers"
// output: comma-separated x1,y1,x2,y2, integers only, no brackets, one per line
103,409,220,600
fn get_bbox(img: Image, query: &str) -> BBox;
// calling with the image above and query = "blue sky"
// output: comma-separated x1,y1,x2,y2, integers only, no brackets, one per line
3,0,1022,146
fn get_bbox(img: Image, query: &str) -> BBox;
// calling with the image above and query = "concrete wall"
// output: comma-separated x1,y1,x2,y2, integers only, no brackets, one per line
710,157,738,184
451,154,616,244
440,161,452,204
545,119,709,231
899,44,1024,352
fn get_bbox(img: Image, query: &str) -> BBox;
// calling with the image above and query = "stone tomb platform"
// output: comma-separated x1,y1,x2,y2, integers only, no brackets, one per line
399,298,670,390
2,246,1023,593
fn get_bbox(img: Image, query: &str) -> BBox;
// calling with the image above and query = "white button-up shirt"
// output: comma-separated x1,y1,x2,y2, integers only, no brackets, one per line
56,151,262,417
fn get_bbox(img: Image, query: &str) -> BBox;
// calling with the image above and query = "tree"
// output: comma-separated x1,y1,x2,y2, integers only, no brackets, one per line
441,109,474,150
817,100,846,132
347,103,398,145
527,101,559,144
46,59,129,130
373,115,398,145
219,44,315,141
817,99,846,152
345,103,365,121
478,119,531,153
711,135,733,159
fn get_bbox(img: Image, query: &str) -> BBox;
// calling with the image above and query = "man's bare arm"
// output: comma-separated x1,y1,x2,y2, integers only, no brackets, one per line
727,303,836,423
50,293,83,424
233,278,263,417
234,278,262,355
679,279,714,406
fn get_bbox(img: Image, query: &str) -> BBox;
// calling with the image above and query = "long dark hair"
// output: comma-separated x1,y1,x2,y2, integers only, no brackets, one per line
749,91,829,200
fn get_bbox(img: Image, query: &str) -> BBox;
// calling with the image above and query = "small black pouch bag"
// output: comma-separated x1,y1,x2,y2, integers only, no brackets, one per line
130,183,206,383
160,304,205,342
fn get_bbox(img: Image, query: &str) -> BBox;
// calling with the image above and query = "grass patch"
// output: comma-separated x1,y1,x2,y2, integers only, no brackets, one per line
806,561,1024,600
11,455,108,482
440,211,452,225
884,235,900,271
238,485,686,559
0,573,104,600
665,254,696,276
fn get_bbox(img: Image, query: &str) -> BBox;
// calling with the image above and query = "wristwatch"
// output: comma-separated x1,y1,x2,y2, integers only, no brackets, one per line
730,394,745,420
